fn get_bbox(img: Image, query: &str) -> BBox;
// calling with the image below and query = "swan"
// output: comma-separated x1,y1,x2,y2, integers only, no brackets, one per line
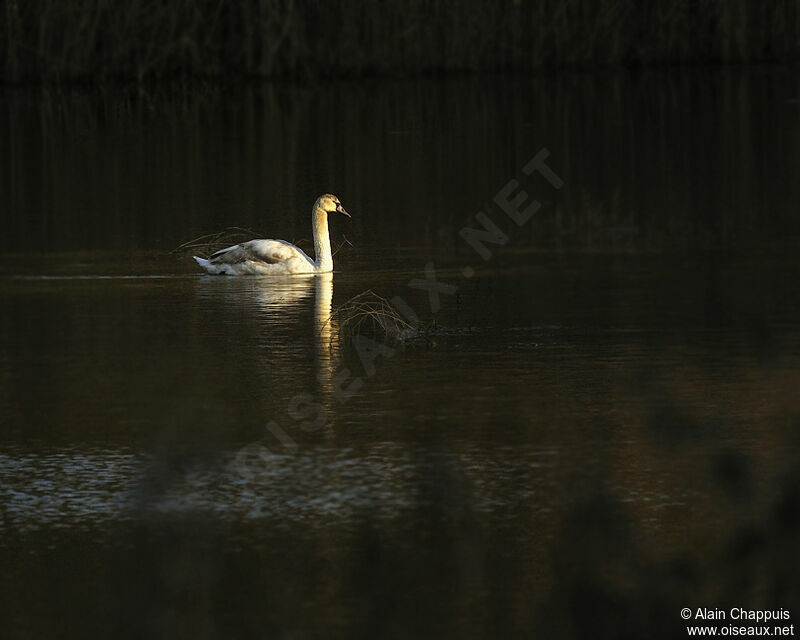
193,194,350,275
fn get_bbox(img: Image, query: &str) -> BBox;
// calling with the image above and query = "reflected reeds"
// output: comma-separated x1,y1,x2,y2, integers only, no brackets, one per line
2,71,799,256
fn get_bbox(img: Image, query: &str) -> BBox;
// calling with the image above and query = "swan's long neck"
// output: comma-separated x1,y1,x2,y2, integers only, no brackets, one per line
312,203,333,271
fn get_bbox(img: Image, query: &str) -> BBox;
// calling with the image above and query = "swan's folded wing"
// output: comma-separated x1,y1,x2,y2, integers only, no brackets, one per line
209,239,303,264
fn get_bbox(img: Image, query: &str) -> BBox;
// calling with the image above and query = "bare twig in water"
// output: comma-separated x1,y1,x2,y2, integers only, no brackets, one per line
332,234,354,257
332,290,418,342
172,227,264,256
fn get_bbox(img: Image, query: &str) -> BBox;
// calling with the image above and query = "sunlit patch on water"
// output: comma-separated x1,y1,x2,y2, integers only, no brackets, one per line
0,445,569,533
0,443,702,537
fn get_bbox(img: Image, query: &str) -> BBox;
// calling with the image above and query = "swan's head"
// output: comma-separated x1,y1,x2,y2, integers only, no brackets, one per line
318,193,350,218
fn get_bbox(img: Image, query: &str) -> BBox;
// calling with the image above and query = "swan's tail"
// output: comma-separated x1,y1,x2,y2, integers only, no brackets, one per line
194,256,212,271
194,255,239,275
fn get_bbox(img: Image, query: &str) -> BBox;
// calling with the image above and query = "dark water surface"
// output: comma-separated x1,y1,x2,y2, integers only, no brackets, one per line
1,71,800,638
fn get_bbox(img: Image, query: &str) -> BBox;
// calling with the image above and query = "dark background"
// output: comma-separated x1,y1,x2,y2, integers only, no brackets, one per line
3,0,800,83
2,3,800,639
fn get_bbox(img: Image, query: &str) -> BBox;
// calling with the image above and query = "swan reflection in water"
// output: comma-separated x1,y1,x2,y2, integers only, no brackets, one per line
312,272,337,393
254,272,337,391
195,271,339,432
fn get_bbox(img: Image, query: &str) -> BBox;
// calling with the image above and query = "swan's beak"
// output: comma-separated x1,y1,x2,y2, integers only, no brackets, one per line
336,203,351,218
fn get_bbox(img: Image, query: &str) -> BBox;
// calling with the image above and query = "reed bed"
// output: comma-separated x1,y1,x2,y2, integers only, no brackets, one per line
3,0,800,83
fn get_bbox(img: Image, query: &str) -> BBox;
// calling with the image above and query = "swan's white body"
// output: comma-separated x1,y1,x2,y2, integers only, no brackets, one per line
194,239,319,275
194,194,349,275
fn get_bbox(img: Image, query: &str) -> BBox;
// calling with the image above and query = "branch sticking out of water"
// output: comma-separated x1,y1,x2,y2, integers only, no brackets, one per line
332,234,354,257
172,227,264,256
332,290,420,343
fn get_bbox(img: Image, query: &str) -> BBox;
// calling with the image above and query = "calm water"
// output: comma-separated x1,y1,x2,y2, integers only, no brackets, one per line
1,70,800,639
